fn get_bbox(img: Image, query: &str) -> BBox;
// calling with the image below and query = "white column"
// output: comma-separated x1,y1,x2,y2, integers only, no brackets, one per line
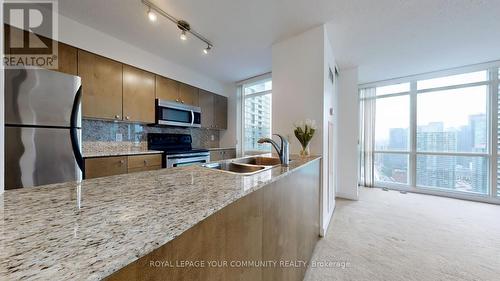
335,67,360,200
272,25,337,235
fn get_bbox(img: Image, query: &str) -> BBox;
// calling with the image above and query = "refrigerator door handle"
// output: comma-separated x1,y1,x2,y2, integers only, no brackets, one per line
191,110,195,127
70,86,84,171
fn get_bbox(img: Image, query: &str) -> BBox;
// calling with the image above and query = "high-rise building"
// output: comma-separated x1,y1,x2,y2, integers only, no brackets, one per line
416,122,457,189
244,94,272,152
469,114,487,193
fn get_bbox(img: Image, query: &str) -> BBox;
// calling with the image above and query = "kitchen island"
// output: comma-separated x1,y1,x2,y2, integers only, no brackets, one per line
0,155,321,281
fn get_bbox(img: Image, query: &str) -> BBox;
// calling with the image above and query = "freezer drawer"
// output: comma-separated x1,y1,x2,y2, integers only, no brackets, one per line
5,127,82,189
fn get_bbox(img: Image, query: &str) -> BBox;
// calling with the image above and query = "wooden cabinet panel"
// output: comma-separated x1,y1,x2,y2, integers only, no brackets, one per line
223,149,236,159
127,154,162,170
209,150,223,162
179,83,199,106
123,65,155,123
199,90,215,129
85,156,127,179
214,95,228,130
57,43,78,75
155,75,179,102
105,160,321,281
128,165,162,174
78,50,123,120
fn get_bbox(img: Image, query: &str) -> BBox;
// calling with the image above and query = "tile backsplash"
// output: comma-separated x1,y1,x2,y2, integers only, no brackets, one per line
82,119,220,148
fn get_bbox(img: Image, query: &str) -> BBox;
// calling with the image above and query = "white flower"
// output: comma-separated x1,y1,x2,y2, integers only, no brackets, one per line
294,120,305,129
305,119,317,129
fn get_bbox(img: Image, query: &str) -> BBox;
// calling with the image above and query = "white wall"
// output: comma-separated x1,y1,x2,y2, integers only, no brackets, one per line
335,67,359,200
272,25,336,235
322,29,336,233
272,26,325,153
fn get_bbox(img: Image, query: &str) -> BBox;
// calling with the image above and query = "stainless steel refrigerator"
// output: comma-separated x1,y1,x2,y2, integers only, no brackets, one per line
5,68,83,189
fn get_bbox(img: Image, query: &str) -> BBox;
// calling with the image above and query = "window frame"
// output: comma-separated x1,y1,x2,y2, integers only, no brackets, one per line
240,75,272,155
360,62,500,204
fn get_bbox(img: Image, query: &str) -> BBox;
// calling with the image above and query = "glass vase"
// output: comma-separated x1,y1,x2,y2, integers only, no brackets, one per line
300,144,310,157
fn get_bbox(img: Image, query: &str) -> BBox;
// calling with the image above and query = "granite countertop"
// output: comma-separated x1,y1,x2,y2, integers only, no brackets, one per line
205,147,236,151
83,149,163,158
82,141,163,158
0,154,321,281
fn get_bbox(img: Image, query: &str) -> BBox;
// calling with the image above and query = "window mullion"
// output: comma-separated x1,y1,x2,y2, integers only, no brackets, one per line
491,68,499,197
410,81,417,187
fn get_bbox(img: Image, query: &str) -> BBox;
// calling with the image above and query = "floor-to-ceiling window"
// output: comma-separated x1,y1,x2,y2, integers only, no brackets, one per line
360,64,500,203
241,76,272,154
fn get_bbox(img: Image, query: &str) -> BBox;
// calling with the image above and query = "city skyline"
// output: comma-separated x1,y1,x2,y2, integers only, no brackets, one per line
375,112,488,194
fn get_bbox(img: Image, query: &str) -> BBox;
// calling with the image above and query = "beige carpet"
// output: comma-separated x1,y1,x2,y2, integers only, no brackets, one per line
304,188,500,281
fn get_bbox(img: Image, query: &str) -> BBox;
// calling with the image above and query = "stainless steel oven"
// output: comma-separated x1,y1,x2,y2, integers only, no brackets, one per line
165,152,210,168
148,133,210,168
156,99,201,127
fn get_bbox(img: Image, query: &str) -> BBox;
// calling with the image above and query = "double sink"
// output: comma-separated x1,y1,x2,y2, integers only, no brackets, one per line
202,156,285,175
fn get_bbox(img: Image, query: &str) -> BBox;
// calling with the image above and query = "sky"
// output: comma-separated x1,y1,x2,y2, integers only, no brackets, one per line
375,85,488,142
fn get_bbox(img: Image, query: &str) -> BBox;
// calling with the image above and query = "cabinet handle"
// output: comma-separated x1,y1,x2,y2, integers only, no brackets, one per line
144,160,148,165
119,160,125,165
115,115,120,119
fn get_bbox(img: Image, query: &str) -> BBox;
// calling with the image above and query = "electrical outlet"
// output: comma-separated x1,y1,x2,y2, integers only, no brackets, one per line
210,135,215,141
116,133,123,142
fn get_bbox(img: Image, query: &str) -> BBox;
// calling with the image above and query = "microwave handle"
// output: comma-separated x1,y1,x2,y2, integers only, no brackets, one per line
191,110,195,127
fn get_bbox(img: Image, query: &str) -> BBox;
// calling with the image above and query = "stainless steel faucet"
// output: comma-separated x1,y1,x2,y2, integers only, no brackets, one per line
258,134,290,166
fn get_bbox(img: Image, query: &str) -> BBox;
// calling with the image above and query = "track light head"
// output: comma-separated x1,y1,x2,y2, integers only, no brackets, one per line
180,30,187,41
203,45,212,54
147,8,157,22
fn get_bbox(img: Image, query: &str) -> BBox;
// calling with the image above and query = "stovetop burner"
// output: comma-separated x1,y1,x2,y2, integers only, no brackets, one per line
147,133,209,155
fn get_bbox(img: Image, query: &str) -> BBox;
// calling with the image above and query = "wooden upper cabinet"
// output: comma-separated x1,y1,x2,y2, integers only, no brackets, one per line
179,83,199,106
155,75,179,102
199,90,227,130
57,43,78,76
156,75,199,106
214,94,228,130
199,89,215,128
123,65,155,123
78,50,123,120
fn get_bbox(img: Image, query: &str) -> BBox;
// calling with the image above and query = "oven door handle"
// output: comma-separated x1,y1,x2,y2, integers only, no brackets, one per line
191,110,195,127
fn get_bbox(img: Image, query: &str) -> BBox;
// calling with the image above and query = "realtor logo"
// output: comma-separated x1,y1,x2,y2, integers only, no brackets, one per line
3,0,58,69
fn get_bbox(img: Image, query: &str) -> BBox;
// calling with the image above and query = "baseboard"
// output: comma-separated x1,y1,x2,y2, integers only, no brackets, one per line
320,204,336,237
335,191,359,201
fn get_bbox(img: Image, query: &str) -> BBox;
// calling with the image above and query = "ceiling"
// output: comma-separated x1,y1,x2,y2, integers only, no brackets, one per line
59,0,500,84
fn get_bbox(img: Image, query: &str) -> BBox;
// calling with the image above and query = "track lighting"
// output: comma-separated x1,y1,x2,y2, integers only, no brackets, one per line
180,30,187,41
203,45,212,55
147,8,157,22
142,0,214,52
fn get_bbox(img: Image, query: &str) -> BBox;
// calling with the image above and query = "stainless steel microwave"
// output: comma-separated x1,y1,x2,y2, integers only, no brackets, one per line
156,99,201,127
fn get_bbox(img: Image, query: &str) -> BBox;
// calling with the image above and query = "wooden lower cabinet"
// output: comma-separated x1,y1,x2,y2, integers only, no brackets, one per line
85,154,162,179
105,160,321,281
85,156,128,179
127,155,162,173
